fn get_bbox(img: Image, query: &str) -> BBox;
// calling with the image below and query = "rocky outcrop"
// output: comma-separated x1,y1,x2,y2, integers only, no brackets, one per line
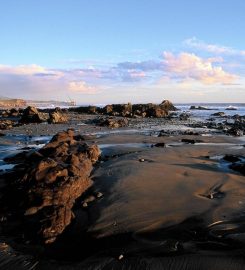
211,112,226,117
179,113,190,120
0,108,23,118
226,127,244,136
132,103,169,118
0,120,14,130
72,100,176,118
95,117,129,128
160,100,178,111
102,103,132,117
19,106,49,123
190,105,212,110
147,106,168,118
225,106,237,110
1,129,100,244
102,105,113,114
48,108,68,124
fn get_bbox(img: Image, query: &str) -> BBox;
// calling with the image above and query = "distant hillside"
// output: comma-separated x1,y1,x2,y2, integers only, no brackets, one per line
0,98,27,108
0,97,76,109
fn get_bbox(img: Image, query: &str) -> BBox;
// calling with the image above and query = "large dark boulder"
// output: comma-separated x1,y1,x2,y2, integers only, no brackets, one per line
95,117,129,128
1,129,100,244
0,119,14,130
147,106,168,118
19,106,49,123
48,110,68,124
102,103,132,117
8,108,20,117
102,104,114,114
160,100,178,111
190,105,212,110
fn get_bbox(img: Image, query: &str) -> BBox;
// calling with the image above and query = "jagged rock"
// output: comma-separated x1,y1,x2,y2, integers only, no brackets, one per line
103,105,113,114
226,127,243,137
211,112,226,117
225,106,237,110
147,107,168,118
87,106,98,114
132,104,154,117
5,108,20,117
19,106,49,123
179,113,190,120
0,110,9,117
96,117,129,128
1,129,100,244
102,103,132,117
48,110,68,124
0,120,14,130
71,101,176,118
160,100,178,111
190,105,212,110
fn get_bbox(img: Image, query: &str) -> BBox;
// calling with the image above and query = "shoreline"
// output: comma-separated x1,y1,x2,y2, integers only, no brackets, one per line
0,105,244,269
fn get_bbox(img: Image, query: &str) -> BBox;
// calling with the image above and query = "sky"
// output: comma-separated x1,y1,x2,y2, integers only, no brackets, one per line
0,0,244,104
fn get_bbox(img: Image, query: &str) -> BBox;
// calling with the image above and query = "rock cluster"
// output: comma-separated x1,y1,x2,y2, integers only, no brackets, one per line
19,106,68,124
19,106,49,123
1,129,100,244
71,100,177,118
48,108,68,123
1,108,21,117
95,117,129,128
188,115,244,137
0,120,14,130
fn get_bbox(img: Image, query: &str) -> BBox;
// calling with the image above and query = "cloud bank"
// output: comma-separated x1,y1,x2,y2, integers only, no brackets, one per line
0,38,243,102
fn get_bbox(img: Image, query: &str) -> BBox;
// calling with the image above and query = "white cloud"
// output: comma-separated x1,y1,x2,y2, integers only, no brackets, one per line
68,81,98,94
184,37,245,56
162,52,238,85
0,64,64,79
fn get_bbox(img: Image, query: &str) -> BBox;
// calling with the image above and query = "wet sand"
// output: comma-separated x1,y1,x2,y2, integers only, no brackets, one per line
0,114,245,269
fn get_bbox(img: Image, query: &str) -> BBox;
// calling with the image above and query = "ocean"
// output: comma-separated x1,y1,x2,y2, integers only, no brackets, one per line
175,103,245,120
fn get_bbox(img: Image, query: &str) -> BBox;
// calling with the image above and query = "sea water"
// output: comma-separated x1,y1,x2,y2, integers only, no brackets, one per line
175,103,245,120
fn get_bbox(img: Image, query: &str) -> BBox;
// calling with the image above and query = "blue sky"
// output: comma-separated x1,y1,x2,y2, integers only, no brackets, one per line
0,0,244,103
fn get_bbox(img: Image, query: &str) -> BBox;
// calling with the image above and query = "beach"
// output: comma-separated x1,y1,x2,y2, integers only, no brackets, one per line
0,103,244,269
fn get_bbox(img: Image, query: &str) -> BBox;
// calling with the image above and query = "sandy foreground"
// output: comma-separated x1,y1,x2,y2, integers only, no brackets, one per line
0,114,245,269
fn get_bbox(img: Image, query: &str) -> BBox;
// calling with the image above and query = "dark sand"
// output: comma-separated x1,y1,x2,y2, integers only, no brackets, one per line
0,113,245,269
